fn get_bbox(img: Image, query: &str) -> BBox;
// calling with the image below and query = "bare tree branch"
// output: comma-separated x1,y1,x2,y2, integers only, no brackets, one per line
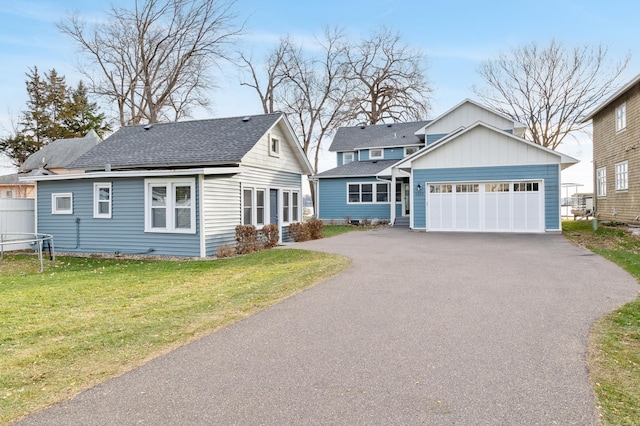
473,39,630,150
58,0,243,126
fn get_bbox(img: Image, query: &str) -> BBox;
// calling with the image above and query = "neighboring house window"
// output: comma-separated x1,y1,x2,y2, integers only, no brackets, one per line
292,192,299,222
404,146,419,156
243,189,253,225
616,103,627,132
369,148,383,159
243,188,268,226
256,189,265,226
269,136,280,157
348,183,389,203
283,191,290,223
145,178,195,233
615,161,628,191
4,190,13,198
343,152,355,164
596,167,607,197
52,193,73,214
93,183,112,218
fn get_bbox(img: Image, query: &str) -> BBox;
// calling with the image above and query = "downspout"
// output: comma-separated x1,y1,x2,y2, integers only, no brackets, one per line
309,177,319,220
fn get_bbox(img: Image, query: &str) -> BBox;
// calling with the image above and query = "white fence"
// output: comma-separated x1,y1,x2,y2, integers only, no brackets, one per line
0,198,35,251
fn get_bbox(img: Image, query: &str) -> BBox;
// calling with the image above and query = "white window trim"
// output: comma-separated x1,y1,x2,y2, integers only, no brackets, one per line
243,187,270,227
93,182,112,219
52,192,73,214
596,167,607,197
369,148,383,159
342,152,355,164
281,189,301,224
616,103,627,132
615,161,628,191
347,182,390,204
269,134,280,157
144,178,196,234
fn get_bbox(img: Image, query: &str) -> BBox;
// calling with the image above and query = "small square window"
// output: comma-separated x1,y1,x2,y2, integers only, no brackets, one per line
343,152,355,164
52,193,73,214
369,148,383,159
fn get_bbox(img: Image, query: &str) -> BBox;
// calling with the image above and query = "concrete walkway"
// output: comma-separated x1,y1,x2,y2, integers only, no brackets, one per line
18,229,639,425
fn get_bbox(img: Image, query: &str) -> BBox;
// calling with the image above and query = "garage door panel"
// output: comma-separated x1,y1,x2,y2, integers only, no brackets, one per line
427,180,543,233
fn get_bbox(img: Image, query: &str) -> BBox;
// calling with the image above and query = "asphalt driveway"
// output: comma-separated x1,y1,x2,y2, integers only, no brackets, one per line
18,229,639,425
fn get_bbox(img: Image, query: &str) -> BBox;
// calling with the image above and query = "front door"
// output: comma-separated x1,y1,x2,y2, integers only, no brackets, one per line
269,189,278,225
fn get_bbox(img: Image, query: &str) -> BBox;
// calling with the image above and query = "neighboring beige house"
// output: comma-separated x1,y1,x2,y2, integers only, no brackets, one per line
583,74,640,223
0,173,35,198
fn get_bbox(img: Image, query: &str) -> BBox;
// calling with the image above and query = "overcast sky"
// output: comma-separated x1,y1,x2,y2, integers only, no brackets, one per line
2,0,640,192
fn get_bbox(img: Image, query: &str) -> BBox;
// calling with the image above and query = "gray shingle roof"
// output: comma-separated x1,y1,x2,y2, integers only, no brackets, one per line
314,159,398,178
0,173,19,184
68,113,284,170
20,130,101,172
329,120,431,152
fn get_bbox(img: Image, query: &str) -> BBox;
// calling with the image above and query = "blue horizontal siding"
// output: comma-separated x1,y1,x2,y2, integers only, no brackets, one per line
412,164,560,230
317,177,392,221
426,134,447,145
37,177,201,257
337,151,359,166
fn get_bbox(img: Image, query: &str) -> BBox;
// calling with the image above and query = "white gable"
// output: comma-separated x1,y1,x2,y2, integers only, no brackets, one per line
424,101,517,137
242,118,313,175
412,125,563,170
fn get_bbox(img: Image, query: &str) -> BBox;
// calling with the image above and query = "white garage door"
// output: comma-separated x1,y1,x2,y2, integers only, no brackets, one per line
427,181,543,232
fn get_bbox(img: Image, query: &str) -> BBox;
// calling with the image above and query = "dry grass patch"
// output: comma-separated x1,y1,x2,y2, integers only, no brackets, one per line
0,249,349,424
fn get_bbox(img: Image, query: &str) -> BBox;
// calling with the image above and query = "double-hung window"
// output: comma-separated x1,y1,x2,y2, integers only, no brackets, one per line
348,183,389,203
282,191,290,223
93,183,112,218
615,161,628,191
243,188,267,226
616,103,627,132
596,167,607,197
145,178,195,233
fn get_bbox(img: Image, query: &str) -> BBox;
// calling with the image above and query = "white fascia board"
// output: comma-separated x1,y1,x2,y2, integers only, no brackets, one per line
20,167,241,182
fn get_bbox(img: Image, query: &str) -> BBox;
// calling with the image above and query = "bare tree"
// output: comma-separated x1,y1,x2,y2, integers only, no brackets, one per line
345,27,433,125
58,0,242,126
473,39,630,150
240,28,352,173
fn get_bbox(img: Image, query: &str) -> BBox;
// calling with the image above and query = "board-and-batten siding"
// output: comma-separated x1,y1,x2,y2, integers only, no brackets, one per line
37,177,201,256
202,175,240,256
412,164,560,230
413,126,560,170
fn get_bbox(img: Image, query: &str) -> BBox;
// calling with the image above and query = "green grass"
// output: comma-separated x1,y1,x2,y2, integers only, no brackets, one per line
0,249,350,424
563,220,640,424
322,224,383,238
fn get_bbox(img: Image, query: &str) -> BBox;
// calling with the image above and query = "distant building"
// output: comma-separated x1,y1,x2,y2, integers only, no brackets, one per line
583,74,640,223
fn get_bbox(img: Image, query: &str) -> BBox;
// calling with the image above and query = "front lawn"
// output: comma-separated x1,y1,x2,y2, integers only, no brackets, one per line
0,249,350,424
563,220,640,424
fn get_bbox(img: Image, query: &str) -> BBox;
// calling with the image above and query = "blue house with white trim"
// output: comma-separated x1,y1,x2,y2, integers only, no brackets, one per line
24,113,313,257
314,99,578,233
